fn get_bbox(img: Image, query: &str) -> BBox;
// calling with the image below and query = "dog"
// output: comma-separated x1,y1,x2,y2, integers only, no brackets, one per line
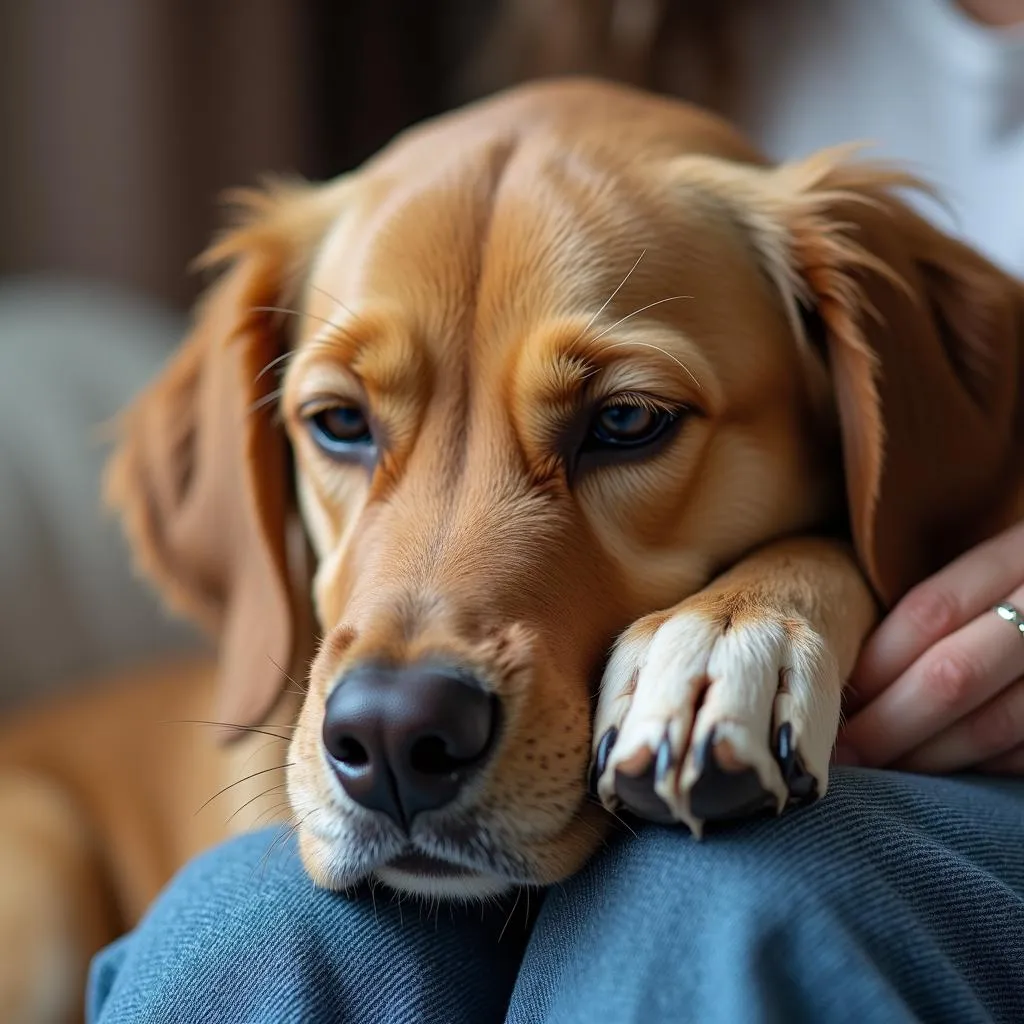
2,78,1022,1022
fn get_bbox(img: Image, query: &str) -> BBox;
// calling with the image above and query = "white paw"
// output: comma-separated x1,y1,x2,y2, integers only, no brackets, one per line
591,602,841,835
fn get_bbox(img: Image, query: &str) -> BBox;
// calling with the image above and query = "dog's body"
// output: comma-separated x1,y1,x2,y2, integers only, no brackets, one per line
2,79,1022,1023
0,659,296,1024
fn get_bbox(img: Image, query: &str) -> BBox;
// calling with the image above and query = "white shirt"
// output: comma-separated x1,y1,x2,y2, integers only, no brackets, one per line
732,0,1024,275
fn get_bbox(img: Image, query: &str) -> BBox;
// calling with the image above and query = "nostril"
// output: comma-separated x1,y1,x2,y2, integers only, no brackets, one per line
331,735,370,769
407,690,500,778
323,665,500,825
409,735,469,776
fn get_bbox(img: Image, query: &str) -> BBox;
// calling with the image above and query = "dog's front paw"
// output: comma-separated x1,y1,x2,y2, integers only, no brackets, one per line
591,599,842,835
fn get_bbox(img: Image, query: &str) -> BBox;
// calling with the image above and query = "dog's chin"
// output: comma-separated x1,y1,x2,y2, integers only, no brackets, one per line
297,826,518,899
294,781,609,900
375,854,514,899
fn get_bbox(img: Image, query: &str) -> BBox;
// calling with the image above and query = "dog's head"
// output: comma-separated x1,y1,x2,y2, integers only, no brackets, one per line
108,80,1023,896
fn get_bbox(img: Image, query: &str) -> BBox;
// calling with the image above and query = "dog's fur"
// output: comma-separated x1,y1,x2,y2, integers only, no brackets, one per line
2,79,1022,1022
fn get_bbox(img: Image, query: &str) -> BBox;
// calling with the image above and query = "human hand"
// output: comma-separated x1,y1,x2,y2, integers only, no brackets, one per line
836,519,1024,774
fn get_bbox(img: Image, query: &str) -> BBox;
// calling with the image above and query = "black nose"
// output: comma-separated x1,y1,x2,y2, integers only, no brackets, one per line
322,663,499,829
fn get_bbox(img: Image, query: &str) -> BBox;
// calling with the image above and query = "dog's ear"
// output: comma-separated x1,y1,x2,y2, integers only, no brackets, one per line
106,182,332,728
769,151,1023,605
683,149,1023,606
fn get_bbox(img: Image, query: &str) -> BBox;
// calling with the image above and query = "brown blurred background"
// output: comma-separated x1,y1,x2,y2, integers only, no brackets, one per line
0,0,490,308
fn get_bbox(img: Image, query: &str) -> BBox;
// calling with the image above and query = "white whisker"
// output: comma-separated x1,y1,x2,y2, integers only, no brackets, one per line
580,248,647,337
589,295,692,344
600,338,702,390
254,350,297,382
253,301,366,350
249,388,284,414
310,282,363,325
251,305,345,333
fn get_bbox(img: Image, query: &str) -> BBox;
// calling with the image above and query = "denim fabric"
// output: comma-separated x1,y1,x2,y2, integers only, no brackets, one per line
89,768,1024,1024
509,768,1024,1024
87,837,530,1023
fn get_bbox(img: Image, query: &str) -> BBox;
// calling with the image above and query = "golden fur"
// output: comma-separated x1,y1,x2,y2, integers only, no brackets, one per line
2,79,1022,1021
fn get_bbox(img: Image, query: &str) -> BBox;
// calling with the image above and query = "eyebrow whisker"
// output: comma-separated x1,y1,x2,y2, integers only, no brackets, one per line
251,305,363,348
249,387,285,414
579,248,647,338
309,283,364,327
588,295,692,345
252,305,344,331
255,350,298,382
599,339,702,390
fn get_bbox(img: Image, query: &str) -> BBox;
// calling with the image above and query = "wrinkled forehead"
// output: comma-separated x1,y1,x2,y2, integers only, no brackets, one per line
299,133,783,403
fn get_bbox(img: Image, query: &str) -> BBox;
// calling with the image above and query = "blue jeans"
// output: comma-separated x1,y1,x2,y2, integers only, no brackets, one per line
88,769,1024,1023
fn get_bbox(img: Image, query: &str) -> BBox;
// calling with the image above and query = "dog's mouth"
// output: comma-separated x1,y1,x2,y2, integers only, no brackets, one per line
372,846,515,898
295,781,605,898
385,851,474,878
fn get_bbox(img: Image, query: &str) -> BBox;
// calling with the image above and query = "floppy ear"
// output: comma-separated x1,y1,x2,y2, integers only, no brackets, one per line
105,186,321,728
680,147,1024,606
756,150,1024,605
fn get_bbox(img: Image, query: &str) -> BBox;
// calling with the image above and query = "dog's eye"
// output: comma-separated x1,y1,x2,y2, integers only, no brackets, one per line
308,405,374,452
587,402,676,449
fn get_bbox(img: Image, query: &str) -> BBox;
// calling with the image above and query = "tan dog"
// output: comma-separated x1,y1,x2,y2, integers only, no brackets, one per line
2,78,1022,1022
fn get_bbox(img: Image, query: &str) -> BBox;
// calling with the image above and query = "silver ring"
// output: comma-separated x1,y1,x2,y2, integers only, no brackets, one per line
994,602,1024,640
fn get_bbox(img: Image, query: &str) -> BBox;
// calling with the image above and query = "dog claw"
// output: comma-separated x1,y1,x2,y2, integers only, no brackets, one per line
774,723,819,803
654,732,674,785
688,728,778,822
589,726,618,796
612,743,675,823
596,605,837,834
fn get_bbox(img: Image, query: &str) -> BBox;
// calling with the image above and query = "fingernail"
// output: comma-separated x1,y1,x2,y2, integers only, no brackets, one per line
833,742,861,767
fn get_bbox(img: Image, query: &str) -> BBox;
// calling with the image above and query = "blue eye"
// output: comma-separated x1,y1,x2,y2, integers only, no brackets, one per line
308,406,374,453
588,403,676,449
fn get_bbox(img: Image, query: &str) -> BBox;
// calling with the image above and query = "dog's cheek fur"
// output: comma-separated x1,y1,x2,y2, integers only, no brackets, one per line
286,633,358,886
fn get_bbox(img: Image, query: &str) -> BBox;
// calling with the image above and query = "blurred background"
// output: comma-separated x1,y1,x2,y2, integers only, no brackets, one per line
1,0,1020,710
2,1,492,310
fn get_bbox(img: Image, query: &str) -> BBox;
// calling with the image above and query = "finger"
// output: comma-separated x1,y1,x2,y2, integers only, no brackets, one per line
848,520,1024,711
839,597,1024,767
893,677,1024,774
978,744,1024,775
